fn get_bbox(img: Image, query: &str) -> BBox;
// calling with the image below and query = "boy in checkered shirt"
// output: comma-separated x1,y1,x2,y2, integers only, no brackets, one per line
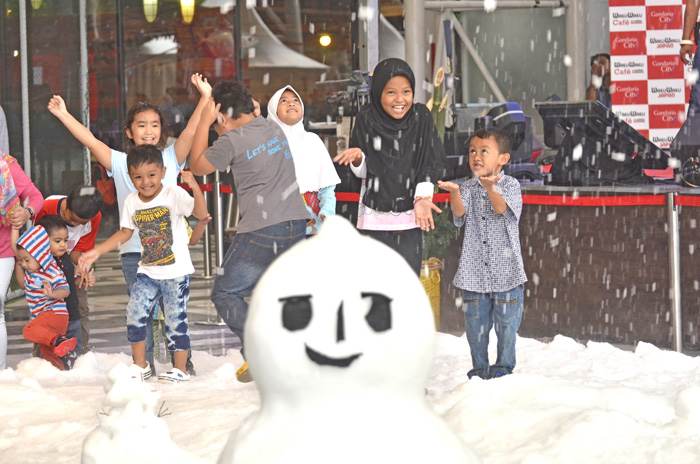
438,128,527,380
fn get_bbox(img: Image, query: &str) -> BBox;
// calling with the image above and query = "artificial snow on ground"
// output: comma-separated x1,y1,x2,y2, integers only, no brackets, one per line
3,332,700,463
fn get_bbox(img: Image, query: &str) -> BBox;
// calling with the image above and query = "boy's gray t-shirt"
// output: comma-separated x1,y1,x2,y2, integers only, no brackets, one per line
204,116,309,234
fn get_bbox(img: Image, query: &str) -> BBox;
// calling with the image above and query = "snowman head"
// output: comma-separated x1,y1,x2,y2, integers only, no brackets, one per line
245,216,436,402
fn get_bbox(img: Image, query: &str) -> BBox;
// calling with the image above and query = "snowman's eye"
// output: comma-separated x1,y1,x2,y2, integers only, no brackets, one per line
280,295,312,331
362,292,392,332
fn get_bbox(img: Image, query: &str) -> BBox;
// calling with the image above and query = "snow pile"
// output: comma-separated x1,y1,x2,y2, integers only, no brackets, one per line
82,363,206,464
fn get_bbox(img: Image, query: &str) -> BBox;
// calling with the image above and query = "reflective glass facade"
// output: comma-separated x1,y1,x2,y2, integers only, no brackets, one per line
0,0,354,196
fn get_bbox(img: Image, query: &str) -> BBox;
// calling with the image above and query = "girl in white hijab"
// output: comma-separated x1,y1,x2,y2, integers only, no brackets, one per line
267,86,340,235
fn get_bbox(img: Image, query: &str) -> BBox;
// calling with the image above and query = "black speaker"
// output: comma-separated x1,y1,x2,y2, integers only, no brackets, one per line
671,113,700,186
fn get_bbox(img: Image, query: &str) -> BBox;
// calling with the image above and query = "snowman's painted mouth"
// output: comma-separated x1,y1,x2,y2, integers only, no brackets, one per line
305,345,362,368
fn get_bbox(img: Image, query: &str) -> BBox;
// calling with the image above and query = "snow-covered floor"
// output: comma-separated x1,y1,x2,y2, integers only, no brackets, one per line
3,332,700,463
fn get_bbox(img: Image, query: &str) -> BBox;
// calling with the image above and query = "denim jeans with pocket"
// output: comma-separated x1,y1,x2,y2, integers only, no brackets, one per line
211,220,306,355
462,285,523,378
126,273,191,352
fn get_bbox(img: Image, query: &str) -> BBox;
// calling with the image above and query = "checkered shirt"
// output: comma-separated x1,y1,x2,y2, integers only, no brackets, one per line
452,174,527,293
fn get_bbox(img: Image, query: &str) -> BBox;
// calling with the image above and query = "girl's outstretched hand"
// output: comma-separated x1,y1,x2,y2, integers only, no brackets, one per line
47,95,68,117
333,148,363,166
191,73,212,98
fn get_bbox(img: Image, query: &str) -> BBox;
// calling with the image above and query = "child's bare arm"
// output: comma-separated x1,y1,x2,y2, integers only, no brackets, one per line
189,215,212,246
181,170,209,220
77,228,134,274
14,262,25,290
47,95,113,171
190,99,220,176
437,181,466,217
173,73,213,164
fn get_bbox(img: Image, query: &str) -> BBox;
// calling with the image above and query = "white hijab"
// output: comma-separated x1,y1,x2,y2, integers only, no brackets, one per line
267,86,340,194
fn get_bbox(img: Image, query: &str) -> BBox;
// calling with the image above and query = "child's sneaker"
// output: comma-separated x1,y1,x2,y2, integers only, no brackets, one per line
129,362,152,381
236,362,253,383
157,368,190,383
53,335,77,357
62,350,79,370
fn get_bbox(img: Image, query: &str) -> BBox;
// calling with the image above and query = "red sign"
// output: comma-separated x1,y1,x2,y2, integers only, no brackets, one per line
646,5,683,30
648,55,684,79
648,104,686,128
611,31,648,56
611,81,649,105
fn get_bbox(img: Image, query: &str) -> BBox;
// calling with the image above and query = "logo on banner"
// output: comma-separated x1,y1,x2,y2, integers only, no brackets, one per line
648,55,683,80
611,56,648,81
647,30,681,56
649,129,681,149
610,7,646,31
612,81,648,105
646,6,682,31
648,104,686,130
611,31,647,55
612,105,649,130
649,79,685,104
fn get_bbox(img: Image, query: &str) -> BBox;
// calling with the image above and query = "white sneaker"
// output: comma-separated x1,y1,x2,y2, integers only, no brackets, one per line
129,362,152,381
158,368,190,383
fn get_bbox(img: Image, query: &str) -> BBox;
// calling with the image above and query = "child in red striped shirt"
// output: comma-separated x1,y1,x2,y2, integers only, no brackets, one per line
11,223,75,370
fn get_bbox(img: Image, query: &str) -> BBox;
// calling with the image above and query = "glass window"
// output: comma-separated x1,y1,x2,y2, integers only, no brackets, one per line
0,0,355,195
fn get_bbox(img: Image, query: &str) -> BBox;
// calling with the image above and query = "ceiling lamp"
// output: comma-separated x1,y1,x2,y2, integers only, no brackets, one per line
181,0,195,24
143,0,158,23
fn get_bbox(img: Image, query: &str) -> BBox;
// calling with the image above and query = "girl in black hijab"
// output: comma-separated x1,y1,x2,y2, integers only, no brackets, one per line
334,58,447,274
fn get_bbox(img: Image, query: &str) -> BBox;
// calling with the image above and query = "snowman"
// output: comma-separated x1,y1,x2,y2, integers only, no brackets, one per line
218,216,480,464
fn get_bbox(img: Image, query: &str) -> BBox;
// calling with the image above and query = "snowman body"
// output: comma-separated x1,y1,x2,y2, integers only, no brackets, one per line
218,217,480,464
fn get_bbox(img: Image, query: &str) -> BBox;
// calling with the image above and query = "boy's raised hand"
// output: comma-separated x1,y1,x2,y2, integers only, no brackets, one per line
47,95,68,117
180,170,199,189
191,73,212,98
202,98,221,127
480,173,502,191
437,180,459,193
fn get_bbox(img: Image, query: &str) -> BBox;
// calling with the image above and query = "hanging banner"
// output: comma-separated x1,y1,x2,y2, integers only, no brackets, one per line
609,0,689,150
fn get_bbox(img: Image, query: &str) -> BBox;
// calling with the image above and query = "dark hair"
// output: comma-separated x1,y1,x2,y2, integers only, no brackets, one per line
590,53,610,67
469,128,512,155
127,144,164,171
212,81,255,120
36,214,68,236
124,101,166,149
66,185,103,220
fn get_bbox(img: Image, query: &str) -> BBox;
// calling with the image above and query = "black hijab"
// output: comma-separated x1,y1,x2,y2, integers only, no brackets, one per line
350,58,446,213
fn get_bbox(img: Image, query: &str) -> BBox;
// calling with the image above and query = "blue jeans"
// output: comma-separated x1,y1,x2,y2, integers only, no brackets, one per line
126,273,191,351
65,319,83,354
121,253,156,369
462,285,523,379
690,49,700,116
211,220,306,356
